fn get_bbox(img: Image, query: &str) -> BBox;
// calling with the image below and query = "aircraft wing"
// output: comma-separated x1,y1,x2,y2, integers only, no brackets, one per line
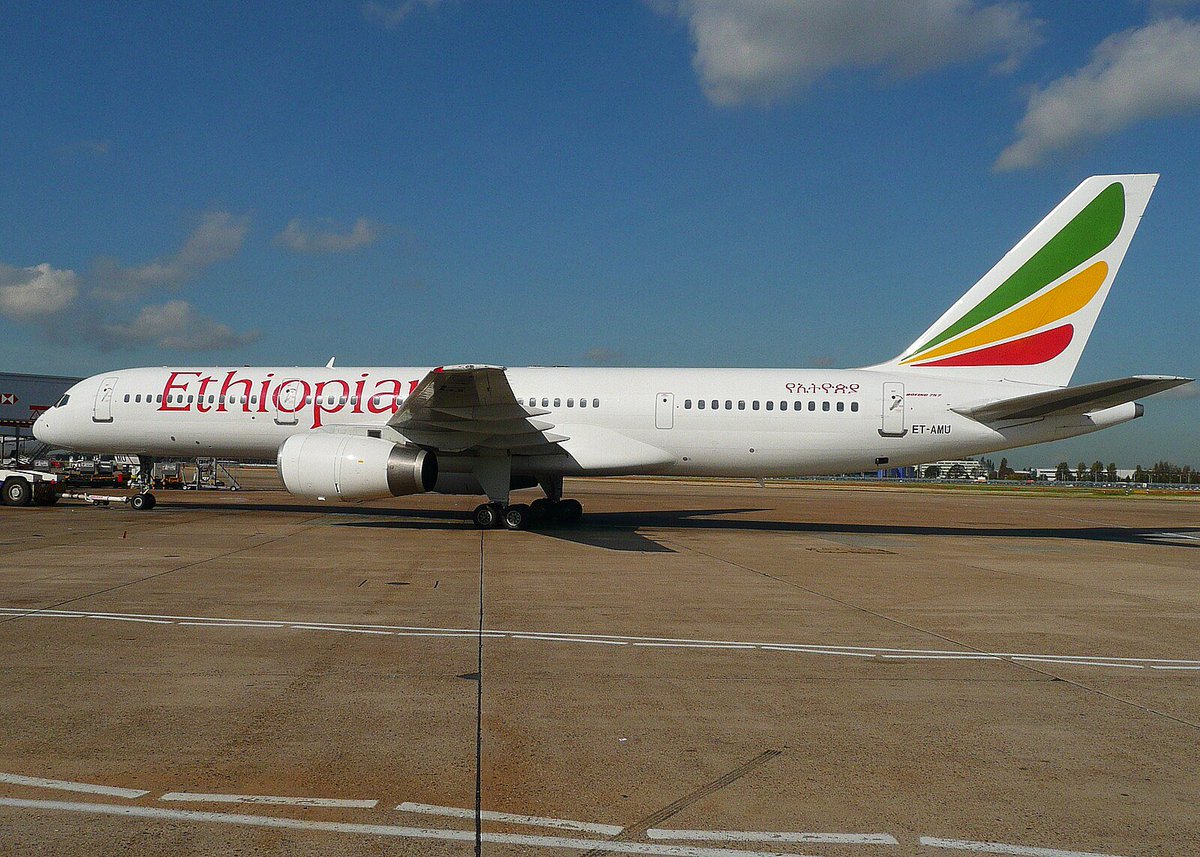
953,375,1193,423
387,365,567,453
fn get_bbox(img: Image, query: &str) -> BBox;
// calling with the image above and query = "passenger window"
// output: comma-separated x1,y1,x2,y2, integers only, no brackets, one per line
779,401,787,411
134,394,141,403
684,399,691,409
582,398,589,408
592,399,599,408
697,400,705,409
738,401,745,410
567,398,574,407
807,401,815,411
542,398,549,407
554,398,561,408
851,401,859,412
187,395,194,404
712,400,718,410
837,401,845,412
752,401,759,410
123,394,130,403
822,401,830,411
251,396,258,405
766,401,773,411
725,400,732,409
155,394,161,403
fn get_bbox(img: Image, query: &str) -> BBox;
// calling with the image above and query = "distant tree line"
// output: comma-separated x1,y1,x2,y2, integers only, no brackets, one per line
986,458,1200,484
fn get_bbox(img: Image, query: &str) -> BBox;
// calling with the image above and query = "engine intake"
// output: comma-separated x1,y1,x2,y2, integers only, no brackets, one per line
277,434,437,501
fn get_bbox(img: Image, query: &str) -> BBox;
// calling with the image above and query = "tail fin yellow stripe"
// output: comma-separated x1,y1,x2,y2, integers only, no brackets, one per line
900,261,1107,366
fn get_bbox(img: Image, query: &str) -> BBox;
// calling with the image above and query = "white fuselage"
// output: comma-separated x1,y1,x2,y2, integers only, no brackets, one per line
32,365,1137,486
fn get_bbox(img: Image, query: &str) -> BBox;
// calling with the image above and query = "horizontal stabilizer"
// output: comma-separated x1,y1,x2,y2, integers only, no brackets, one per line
953,375,1192,422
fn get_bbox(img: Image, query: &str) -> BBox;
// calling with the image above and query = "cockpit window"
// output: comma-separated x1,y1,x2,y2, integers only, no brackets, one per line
56,394,70,407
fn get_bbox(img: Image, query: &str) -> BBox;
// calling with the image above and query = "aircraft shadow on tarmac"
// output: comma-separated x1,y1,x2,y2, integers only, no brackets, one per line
160,500,1200,553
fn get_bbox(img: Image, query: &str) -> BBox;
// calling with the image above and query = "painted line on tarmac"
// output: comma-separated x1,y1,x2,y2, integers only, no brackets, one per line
1009,657,1144,670
0,772,148,799
396,800,623,835
161,792,377,808
0,797,810,857
511,634,628,646
2,607,1196,673
919,836,1128,856
647,829,898,844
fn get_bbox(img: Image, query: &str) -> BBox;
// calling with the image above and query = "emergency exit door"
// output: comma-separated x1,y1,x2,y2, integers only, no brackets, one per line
92,376,118,423
879,382,907,437
655,392,674,429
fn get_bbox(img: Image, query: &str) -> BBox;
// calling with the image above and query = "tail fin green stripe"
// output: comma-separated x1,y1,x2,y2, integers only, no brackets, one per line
908,181,1125,358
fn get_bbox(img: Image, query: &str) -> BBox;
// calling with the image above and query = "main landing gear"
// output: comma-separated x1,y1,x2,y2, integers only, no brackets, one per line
471,498,583,530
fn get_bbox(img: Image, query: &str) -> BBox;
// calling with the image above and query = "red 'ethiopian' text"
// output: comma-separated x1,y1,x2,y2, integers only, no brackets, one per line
157,370,421,428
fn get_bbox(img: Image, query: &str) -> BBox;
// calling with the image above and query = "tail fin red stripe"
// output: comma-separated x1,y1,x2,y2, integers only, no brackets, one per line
913,324,1073,368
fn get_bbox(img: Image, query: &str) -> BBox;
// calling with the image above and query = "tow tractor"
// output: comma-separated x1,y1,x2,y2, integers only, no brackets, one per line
0,466,156,510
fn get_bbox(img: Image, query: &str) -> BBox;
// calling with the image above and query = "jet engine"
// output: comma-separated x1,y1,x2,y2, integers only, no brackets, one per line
277,434,437,501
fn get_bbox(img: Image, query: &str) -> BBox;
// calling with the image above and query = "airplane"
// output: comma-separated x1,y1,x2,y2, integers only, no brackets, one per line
29,174,1192,528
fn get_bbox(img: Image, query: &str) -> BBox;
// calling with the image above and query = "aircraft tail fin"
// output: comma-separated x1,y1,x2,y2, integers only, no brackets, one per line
873,175,1158,387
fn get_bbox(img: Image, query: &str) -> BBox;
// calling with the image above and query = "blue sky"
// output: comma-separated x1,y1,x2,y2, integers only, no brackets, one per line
1,1,1197,466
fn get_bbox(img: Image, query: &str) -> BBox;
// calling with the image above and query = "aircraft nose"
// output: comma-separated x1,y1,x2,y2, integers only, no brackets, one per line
32,411,57,445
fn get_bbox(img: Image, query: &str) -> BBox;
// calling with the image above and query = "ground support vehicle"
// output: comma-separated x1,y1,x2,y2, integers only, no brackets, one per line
0,466,156,510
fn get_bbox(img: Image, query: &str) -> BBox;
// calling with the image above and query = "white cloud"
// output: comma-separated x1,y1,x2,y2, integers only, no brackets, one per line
661,0,1040,106
582,347,626,365
1157,380,1200,399
99,300,260,352
93,210,250,300
363,0,442,29
0,263,80,321
996,18,1200,170
275,217,381,254
60,138,112,159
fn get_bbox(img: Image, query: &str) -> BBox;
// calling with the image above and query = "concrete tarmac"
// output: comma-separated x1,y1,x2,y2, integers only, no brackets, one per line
1,476,1197,856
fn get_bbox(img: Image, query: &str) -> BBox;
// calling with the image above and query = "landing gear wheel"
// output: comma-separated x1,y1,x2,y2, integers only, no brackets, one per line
560,498,583,523
502,504,530,530
529,497,551,525
473,502,501,529
130,492,157,511
3,478,32,507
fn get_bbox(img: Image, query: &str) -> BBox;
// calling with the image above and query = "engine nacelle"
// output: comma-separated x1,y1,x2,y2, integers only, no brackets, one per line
277,434,437,501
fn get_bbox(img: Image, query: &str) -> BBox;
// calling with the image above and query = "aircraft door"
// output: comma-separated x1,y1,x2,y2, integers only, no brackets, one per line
655,392,674,429
92,376,118,423
274,381,300,426
879,382,907,437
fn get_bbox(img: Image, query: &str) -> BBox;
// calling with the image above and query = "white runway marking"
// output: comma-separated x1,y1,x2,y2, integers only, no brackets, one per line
512,634,628,645
290,625,394,636
396,800,623,834
919,836,1128,856
2,607,1196,674
0,797,808,857
176,621,284,628
760,646,876,658
647,829,898,844
161,792,377,808
1010,657,1144,670
0,772,148,799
